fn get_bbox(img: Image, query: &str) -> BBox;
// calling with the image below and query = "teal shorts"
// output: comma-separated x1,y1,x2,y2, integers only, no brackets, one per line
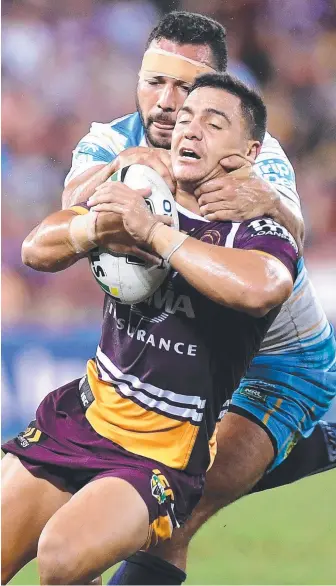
229,332,336,471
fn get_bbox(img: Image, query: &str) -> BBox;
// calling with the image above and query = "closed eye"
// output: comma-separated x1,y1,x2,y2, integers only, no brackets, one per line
209,123,222,130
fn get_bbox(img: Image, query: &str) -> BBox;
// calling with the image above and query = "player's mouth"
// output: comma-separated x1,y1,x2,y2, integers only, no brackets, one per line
152,120,175,131
178,146,201,161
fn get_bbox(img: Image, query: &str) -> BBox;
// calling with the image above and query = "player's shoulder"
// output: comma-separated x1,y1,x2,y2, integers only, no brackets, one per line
254,131,297,193
79,112,144,153
65,112,145,185
236,216,299,254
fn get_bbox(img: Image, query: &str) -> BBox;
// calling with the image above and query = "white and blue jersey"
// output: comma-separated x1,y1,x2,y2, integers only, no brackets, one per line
65,112,336,469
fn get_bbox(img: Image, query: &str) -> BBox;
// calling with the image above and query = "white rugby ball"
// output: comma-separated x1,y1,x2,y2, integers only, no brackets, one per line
89,164,179,304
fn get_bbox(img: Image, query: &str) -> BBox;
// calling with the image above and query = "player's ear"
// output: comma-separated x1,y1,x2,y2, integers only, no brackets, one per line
246,140,261,161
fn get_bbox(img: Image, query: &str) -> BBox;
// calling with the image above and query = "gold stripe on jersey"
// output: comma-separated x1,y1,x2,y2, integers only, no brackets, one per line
85,360,199,470
69,205,89,215
262,397,283,425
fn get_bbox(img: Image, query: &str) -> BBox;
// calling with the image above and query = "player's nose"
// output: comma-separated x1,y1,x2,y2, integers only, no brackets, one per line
183,119,202,141
157,85,177,112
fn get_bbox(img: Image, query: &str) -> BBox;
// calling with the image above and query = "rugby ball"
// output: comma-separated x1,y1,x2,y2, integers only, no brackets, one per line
89,164,179,304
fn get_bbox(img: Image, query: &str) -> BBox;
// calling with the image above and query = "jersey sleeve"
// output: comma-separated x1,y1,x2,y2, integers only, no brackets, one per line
64,122,118,186
254,132,301,210
233,217,298,281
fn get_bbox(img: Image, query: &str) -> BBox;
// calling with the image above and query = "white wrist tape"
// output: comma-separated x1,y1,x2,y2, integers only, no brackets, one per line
69,212,98,254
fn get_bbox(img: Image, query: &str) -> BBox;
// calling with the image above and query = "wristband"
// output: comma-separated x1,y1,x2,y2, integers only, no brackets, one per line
162,233,189,263
69,212,98,253
146,221,165,245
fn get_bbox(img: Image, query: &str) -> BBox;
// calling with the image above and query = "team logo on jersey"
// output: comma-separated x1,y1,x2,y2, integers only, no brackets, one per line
151,469,174,505
247,218,298,254
200,230,222,245
77,142,100,154
15,420,45,449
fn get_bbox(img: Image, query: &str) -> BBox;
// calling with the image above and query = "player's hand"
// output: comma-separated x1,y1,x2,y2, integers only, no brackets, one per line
108,146,175,195
92,185,163,263
94,181,172,247
195,155,280,222
94,211,162,264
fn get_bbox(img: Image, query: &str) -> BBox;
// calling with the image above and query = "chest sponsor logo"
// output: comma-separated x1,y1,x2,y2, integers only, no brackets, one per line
146,286,195,319
108,299,198,357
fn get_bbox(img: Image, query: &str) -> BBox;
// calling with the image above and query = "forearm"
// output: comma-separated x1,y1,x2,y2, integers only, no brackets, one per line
272,198,304,255
21,211,94,272
151,226,292,317
62,163,114,209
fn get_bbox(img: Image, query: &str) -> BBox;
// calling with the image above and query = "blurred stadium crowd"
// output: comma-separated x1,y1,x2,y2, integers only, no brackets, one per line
2,0,336,327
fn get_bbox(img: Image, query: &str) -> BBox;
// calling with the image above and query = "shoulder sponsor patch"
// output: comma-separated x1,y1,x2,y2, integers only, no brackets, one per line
254,158,296,191
247,218,298,254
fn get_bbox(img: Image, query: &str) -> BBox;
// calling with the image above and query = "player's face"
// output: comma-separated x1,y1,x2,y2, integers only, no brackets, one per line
171,87,258,188
137,39,215,149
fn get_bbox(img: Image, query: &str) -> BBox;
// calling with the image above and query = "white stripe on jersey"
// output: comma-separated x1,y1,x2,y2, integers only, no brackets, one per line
96,346,205,423
225,223,240,247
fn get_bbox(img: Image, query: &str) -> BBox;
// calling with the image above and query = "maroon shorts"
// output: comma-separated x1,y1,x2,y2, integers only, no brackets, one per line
2,378,204,546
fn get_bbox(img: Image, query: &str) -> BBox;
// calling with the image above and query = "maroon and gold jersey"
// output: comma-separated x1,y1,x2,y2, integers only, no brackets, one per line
73,204,298,475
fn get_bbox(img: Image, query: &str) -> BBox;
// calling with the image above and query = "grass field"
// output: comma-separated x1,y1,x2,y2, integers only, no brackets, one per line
9,469,336,585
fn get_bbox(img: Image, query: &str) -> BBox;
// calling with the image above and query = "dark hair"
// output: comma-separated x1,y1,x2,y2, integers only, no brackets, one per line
189,73,267,142
146,11,227,72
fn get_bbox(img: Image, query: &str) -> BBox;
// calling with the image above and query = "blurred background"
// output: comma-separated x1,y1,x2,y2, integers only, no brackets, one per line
2,1,336,584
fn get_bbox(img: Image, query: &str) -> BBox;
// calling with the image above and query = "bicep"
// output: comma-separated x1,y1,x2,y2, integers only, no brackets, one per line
234,218,299,281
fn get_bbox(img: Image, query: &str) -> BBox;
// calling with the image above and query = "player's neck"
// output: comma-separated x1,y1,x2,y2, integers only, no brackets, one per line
175,187,201,215
175,167,226,214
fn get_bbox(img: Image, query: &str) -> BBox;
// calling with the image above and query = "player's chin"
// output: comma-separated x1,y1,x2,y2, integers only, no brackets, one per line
146,127,172,150
173,166,203,186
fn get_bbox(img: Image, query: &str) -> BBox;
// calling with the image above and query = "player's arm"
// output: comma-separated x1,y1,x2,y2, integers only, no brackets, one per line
150,226,293,318
62,128,175,209
22,208,87,272
103,188,296,318
62,163,113,209
267,196,304,251
22,185,151,272
195,145,304,253
61,129,117,209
